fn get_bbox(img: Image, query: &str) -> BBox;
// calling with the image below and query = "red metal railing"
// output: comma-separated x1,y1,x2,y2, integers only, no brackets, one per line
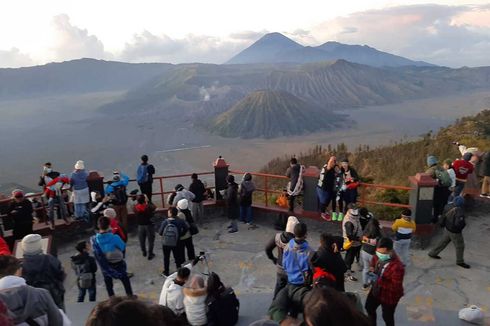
358,183,412,209
229,170,288,207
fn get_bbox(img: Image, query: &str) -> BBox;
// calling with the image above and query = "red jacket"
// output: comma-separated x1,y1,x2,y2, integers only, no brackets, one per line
0,237,11,256
370,253,405,305
44,176,70,198
110,218,127,242
452,159,474,181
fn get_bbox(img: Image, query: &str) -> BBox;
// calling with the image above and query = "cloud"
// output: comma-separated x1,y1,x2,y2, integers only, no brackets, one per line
309,4,490,67
0,48,33,67
50,14,111,61
229,30,267,41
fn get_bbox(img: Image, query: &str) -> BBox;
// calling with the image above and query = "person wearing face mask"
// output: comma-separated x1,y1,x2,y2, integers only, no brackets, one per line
365,237,405,326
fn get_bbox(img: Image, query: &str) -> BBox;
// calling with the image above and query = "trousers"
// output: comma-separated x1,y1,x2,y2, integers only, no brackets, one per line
429,229,465,264
138,224,155,255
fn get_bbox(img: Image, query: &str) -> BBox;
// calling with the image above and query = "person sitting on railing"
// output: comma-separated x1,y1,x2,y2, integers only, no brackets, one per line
340,158,360,215
333,164,345,222
5,189,33,241
317,156,337,221
189,173,207,226
105,171,130,230
172,184,195,207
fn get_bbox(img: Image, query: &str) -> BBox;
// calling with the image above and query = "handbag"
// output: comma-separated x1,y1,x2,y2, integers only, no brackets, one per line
276,194,288,208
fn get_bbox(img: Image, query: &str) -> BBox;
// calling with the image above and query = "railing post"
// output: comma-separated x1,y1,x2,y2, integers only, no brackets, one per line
265,175,269,207
409,173,437,249
302,166,321,213
159,178,165,208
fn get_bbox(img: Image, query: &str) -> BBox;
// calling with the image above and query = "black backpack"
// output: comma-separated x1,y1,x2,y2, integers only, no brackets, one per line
112,185,128,205
208,288,240,326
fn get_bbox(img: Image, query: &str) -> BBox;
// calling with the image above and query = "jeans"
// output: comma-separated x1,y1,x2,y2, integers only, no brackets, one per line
191,202,204,225
361,250,373,285
162,245,182,275
240,205,253,223
74,203,89,221
273,271,288,299
394,239,411,266
138,224,155,255
48,196,68,223
429,229,465,264
103,273,133,297
454,180,466,197
77,286,96,302
365,291,398,326
316,187,334,213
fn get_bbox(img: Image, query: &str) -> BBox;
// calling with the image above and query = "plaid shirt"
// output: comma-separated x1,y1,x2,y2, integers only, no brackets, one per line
371,253,405,305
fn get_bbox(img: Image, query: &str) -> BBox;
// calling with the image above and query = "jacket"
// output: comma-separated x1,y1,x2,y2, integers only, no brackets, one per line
392,218,416,241
70,170,88,190
105,173,129,195
70,252,97,285
177,212,191,240
158,218,188,243
136,163,155,184
7,199,33,226
341,167,359,186
286,164,301,191
452,159,474,181
206,287,240,326
172,189,195,206
44,176,70,198
134,203,155,225
183,287,208,326
239,180,256,206
110,218,127,242
370,254,405,305
440,203,466,233
189,179,206,203
265,231,294,273
342,213,363,247
159,273,188,316
225,182,239,219
94,232,126,254
310,245,348,292
317,164,335,191
282,239,313,285
481,152,490,177
0,276,63,326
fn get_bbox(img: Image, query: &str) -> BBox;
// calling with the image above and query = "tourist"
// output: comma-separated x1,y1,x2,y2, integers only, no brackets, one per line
316,156,336,221
71,240,97,302
342,204,363,281
428,196,470,268
239,173,256,227
70,160,90,221
365,237,405,326
285,158,303,212
332,164,345,221
480,150,490,198
311,233,348,292
359,207,374,231
452,152,474,197
104,208,127,243
392,209,416,266
206,272,240,326
0,255,65,326
158,207,188,276
172,184,195,206
137,155,156,203
6,189,33,241
159,267,191,316
133,195,156,260
44,172,71,230
176,199,197,262
225,174,239,233
183,275,208,326
443,159,457,193
21,234,66,310
340,158,360,213
189,173,207,225
38,162,53,188
90,191,109,228
361,218,382,290
426,155,452,223
91,216,134,297
105,171,130,230
265,215,299,298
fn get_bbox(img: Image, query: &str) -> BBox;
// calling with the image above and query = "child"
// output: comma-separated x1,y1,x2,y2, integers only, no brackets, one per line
391,209,416,266
71,240,97,302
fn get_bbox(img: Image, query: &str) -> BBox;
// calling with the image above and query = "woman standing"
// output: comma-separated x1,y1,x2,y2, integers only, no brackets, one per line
239,173,256,227
71,160,90,222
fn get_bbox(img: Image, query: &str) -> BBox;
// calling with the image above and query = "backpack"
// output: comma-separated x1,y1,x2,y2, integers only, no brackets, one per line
435,167,452,187
209,288,240,326
137,165,149,184
112,185,128,205
74,262,94,289
162,222,179,247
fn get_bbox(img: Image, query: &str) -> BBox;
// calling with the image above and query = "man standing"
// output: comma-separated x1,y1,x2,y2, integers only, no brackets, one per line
137,155,155,203
480,150,490,198
452,152,474,197
105,171,129,230
158,207,188,276
428,196,470,268
285,158,302,213
189,173,207,225
365,237,405,326
6,190,33,241
225,175,239,233
340,158,360,213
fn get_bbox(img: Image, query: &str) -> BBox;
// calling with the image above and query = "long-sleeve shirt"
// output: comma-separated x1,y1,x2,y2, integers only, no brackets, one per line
392,218,416,240
105,174,129,194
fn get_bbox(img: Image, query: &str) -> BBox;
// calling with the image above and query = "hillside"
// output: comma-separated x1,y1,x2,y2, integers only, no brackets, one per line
208,90,345,138
227,32,433,67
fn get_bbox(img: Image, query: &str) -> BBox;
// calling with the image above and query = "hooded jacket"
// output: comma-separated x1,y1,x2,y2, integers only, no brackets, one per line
159,265,191,316
0,276,63,326
70,252,97,287
172,189,196,206
239,174,256,206
94,231,126,254
265,216,299,273
282,239,313,285
104,174,129,195
342,212,363,247
189,179,206,203
183,287,208,326
310,244,348,292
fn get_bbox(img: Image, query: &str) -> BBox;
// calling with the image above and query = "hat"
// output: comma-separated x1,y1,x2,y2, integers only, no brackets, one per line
21,234,43,255
103,208,117,218
112,175,121,182
427,155,438,167
12,189,24,198
175,184,184,191
285,216,299,234
74,160,85,170
453,196,465,207
463,152,473,161
177,199,189,210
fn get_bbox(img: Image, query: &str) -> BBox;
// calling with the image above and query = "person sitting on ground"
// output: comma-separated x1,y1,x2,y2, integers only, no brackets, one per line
6,189,34,241
360,218,382,290
365,237,405,326
342,204,363,281
265,216,299,298
104,208,127,243
158,207,188,276
206,272,240,326
176,199,197,263
183,275,208,326
0,255,65,326
105,171,130,230
428,196,470,268
133,195,156,260
158,266,191,316
172,184,195,206
91,216,134,298
71,240,97,303
239,173,256,227
392,209,416,266
21,234,66,311
311,233,348,292
189,173,207,225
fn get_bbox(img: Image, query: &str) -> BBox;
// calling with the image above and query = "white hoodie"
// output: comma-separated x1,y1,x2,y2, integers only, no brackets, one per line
183,287,208,326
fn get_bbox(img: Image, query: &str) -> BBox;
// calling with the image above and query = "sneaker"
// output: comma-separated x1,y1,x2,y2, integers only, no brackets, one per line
160,271,169,277
331,212,338,221
228,229,238,234
142,251,147,257
227,225,233,229
428,254,441,259
362,284,370,291
457,262,471,269
337,213,344,222
480,193,490,199
148,253,155,261
127,272,134,278
321,213,331,221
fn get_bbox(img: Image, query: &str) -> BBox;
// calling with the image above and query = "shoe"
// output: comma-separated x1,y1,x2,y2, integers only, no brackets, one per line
127,272,134,278
160,271,169,277
142,251,147,257
480,193,490,199
457,262,471,269
332,212,338,221
228,229,238,233
362,284,370,291
148,253,155,261
337,213,344,222
346,275,358,282
321,213,331,221
128,295,138,300
227,225,232,229
428,254,441,259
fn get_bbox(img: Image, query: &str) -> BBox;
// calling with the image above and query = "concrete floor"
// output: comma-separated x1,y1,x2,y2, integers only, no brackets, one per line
60,206,490,325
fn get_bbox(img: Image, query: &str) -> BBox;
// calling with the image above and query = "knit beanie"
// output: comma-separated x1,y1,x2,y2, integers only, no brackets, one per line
103,208,117,218
21,234,43,255
427,155,438,167
177,199,189,210
285,216,299,234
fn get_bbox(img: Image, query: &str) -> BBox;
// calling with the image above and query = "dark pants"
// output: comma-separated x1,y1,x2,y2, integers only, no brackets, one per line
269,284,309,322
77,286,96,302
429,229,465,264
104,273,133,297
138,224,155,255
317,187,335,213
240,205,253,223
454,180,465,197
344,245,361,271
162,245,182,275
343,188,358,213
179,237,196,262
288,195,296,212
273,271,288,299
13,223,33,241
335,191,344,213
139,182,153,202
433,186,450,222
365,291,397,326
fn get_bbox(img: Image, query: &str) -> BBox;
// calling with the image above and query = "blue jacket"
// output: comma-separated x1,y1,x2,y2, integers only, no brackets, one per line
282,239,312,285
105,173,129,194
94,232,126,254
136,164,155,184
70,170,88,190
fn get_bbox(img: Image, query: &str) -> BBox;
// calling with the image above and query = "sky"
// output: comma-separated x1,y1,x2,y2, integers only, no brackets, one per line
1,1,490,68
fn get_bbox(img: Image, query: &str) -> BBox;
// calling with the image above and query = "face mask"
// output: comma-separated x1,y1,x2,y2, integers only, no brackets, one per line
376,251,391,261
